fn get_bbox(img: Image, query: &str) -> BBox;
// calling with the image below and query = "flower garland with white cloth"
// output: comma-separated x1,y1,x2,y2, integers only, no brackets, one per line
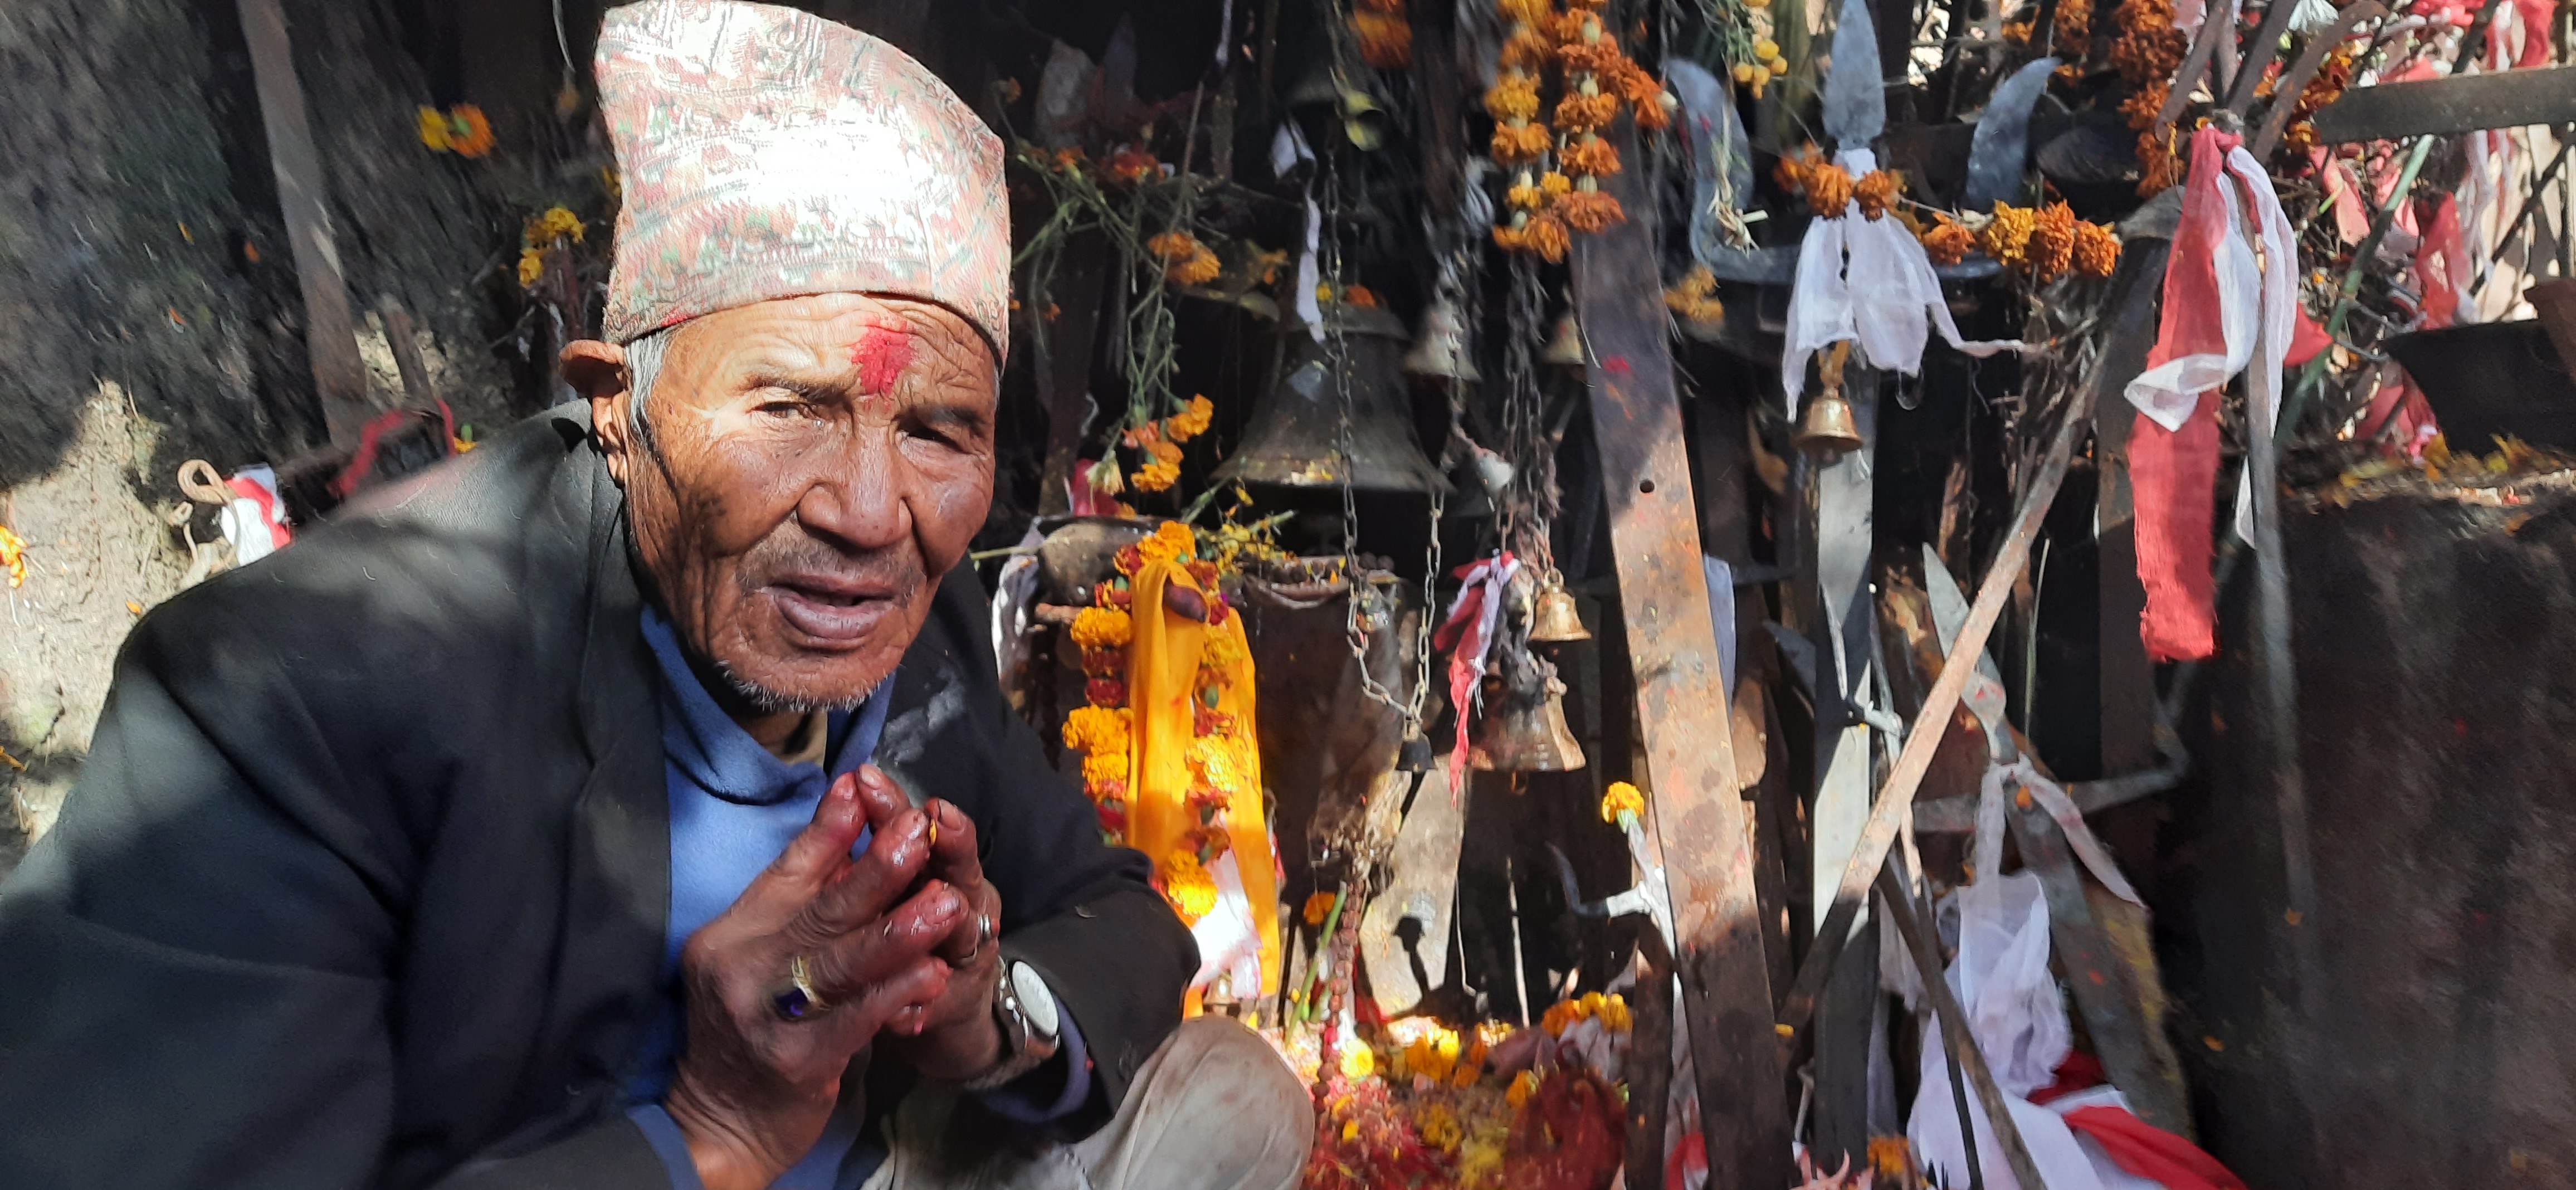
1780,147,2026,409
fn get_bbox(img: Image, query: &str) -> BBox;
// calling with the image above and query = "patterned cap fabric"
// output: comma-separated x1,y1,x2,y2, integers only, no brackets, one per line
596,0,1009,358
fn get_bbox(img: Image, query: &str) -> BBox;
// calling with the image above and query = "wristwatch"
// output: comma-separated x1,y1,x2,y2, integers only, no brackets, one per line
960,959,1061,1090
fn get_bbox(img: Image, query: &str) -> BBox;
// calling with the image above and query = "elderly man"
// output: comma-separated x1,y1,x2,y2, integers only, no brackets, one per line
0,4,1309,1188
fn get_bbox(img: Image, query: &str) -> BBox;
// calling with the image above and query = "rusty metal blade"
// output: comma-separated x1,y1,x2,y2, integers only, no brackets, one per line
2314,65,2576,143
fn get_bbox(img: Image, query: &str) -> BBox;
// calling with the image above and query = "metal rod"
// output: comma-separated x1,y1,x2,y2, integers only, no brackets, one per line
1876,862,2052,1190
2228,0,2308,112
1777,378,2094,1041
2251,2,2389,159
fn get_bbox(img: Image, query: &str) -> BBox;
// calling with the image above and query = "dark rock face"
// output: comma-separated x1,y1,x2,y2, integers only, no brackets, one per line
2170,481,2576,1188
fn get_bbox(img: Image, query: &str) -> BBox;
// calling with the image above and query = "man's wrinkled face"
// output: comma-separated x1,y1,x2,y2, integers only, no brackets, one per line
578,294,997,712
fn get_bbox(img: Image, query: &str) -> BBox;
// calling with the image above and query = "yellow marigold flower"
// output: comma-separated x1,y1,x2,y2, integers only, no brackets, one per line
516,247,545,288
1130,460,1180,492
1081,749,1129,786
1187,736,1248,795
1507,180,1546,212
1069,606,1134,650
1601,780,1646,823
1138,520,1194,564
528,205,584,244
1754,36,1780,58
1983,201,2036,269
1062,705,1132,753
417,106,452,152
1199,630,1247,671
1416,1101,1463,1150
1541,170,1574,196
1167,394,1214,440
1157,851,1218,924
1506,1069,1541,1108
1598,993,1632,1032
1339,1041,1377,1080
1302,890,1338,925
1484,71,1542,123
0,524,27,589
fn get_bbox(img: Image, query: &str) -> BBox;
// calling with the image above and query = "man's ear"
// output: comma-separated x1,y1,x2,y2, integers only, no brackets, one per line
562,339,632,488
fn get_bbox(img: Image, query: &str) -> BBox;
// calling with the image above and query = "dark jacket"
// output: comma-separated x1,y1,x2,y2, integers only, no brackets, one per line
0,403,1195,1189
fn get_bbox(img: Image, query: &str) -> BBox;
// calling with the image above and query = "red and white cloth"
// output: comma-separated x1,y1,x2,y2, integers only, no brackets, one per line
1432,552,1519,794
2122,126,2294,662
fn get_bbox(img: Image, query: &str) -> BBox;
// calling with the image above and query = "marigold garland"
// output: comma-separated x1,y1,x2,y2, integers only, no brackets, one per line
1486,0,1671,257
1920,213,1977,265
1555,189,1624,232
1156,851,1219,924
2031,201,2078,279
1854,169,1900,221
1984,201,2037,269
2073,220,2123,277
1804,162,1855,217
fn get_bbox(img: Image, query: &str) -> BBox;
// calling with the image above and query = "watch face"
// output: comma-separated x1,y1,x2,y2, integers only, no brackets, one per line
1011,962,1059,1037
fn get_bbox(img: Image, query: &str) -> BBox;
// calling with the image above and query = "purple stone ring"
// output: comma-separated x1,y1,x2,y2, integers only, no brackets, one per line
773,954,831,1022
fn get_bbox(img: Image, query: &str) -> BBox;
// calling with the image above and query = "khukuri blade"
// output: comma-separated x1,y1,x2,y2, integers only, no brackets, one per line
2313,65,2576,143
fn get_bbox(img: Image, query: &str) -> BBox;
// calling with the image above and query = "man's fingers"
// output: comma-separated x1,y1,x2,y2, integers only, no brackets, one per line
920,799,984,891
929,879,1001,965
803,880,966,1003
822,955,952,1053
853,764,913,833
788,805,934,945
738,772,868,913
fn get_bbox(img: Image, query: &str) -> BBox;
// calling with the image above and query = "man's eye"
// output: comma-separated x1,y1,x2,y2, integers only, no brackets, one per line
754,396,812,419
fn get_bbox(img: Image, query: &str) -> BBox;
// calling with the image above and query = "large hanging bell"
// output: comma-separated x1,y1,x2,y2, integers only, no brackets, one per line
1541,311,1587,369
1470,675,1588,772
1527,576,1591,642
1794,391,1863,458
1403,296,1481,383
1212,302,1452,493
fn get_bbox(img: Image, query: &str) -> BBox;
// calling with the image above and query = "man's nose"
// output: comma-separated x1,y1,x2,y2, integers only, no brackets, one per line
792,433,911,552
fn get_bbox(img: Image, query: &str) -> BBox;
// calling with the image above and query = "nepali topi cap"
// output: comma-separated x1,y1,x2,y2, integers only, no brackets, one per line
594,0,1009,358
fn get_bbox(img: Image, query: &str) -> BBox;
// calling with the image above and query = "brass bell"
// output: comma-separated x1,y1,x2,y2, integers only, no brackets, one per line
1528,577,1591,642
1470,675,1588,772
1795,340,1862,459
1794,391,1863,458
1212,302,1452,493
1403,296,1481,383
1542,311,1587,369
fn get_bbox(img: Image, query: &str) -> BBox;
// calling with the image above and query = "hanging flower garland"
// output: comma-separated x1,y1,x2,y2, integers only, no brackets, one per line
1978,199,2123,281
2108,0,2189,195
1352,0,1413,70
1735,0,1792,98
1489,0,1676,261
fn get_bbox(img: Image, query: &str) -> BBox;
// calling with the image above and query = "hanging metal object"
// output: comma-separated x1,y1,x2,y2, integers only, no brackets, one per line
1469,675,1588,771
1212,301,1452,493
1541,310,1587,369
1403,296,1482,383
1794,340,1863,459
1527,574,1592,642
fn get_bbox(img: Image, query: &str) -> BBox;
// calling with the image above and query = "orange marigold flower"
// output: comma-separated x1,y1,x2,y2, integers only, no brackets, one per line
1167,394,1214,440
1541,170,1574,196
1148,438,1184,467
1155,852,1219,924
1524,212,1571,261
446,105,495,157
1555,90,1619,132
1556,38,1623,75
1491,119,1553,164
1556,188,1624,232
1773,144,1816,194
1146,230,1200,261
1804,163,1855,216
1501,27,1555,70
2073,220,2121,277
1352,10,1412,69
1131,460,1180,492
1561,134,1621,175
1108,146,1160,183
1303,890,1338,925
1485,71,1543,123
1070,606,1134,650
1920,213,1976,265
2030,200,2077,279
1507,179,1548,212
1854,169,1900,220
2138,131,2179,197
1082,749,1130,787
1168,246,1221,286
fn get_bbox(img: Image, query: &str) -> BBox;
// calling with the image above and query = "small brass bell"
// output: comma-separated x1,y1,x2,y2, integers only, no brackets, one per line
1793,341,1862,459
1403,297,1481,383
1470,676,1588,772
1528,577,1591,642
1542,311,1587,369
1794,392,1863,458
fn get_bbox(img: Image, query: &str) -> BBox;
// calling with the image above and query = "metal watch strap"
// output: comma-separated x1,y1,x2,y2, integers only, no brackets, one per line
958,961,1058,1090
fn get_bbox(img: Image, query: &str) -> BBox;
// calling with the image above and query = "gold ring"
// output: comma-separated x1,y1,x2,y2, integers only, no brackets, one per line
775,954,830,1021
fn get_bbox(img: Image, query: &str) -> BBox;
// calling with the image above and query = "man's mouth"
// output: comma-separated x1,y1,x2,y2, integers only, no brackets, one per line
768,574,901,643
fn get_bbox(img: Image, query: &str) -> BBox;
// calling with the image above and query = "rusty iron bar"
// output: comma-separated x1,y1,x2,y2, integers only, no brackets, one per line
1576,119,1789,1190
1876,861,2053,1190
1777,375,2095,1042
2227,0,2308,112
236,0,373,444
2154,13,2232,139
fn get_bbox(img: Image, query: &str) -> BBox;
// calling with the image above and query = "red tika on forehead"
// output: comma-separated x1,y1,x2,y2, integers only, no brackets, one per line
851,323,915,397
